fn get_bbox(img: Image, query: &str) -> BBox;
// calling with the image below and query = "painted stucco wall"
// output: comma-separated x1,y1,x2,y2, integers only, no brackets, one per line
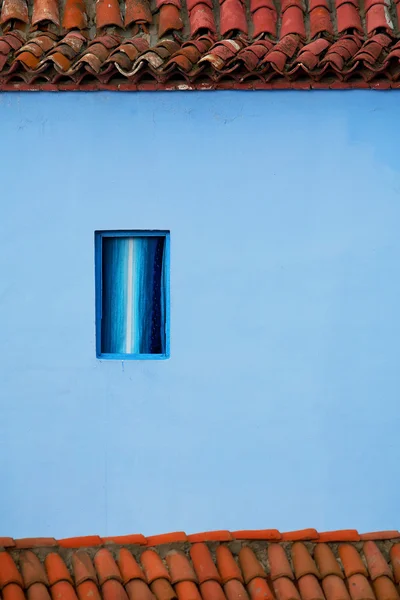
1,91,399,538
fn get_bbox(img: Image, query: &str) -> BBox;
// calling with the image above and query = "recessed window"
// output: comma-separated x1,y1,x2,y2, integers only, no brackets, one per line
95,231,170,359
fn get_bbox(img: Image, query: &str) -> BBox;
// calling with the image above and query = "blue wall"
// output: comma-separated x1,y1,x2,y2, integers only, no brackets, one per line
1,91,399,538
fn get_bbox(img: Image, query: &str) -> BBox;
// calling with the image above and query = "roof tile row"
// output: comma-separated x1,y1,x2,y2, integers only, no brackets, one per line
1,530,400,600
0,529,400,600
1,0,400,88
3,531,400,549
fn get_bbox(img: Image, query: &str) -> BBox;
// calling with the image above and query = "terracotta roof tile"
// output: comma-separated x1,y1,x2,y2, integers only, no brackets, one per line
105,535,147,546
102,580,129,600
190,544,221,584
50,582,79,600
216,547,243,585
268,545,294,581
76,581,102,600
338,545,368,578
165,552,196,586
322,576,351,600
0,539,15,549
238,548,265,584
71,552,97,586
363,544,393,581
247,578,274,600
27,583,52,600
94,550,122,585
15,540,57,549
200,581,226,600
1,531,400,600
20,552,49,588
292,544,320,579
314,545,343,579
117,550,145,585
150,578,176,600
373,577,400,600
224,580,249,600
298,575,324,600
175,581,202,600
62,0,87,31
273,577,301,600
3,584,27,600
141,551,170,584
0,0,400,89
348,575,376,600
95,0,122,28
32,0,59,25
0,553,24,588
389,546,400,583
126,580,156,600
0,0,28,26
44,555,73,586
124,0,152,28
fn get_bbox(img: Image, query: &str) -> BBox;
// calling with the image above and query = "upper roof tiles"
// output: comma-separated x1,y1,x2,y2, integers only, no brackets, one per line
0,0,400,88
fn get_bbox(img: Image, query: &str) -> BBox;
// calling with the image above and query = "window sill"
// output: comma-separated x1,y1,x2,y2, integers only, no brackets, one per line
96,353,170,360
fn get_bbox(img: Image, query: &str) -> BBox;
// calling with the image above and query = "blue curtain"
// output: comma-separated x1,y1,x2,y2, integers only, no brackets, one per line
101,236,166,355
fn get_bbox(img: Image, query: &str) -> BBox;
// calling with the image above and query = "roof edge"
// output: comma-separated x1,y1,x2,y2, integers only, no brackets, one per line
2,530,400,550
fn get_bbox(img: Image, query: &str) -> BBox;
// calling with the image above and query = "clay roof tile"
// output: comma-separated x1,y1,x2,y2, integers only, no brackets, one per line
0,552,24,588
44,554,73,586
200,581,226,600
117,549,145,585
77,581,102,600
216,547,243,585
314,545,343,579
151,578,176,600
20,551,49,588
363,543,393,581
338,546,368,579
165,551,196,585
126,580,157,600
247,578,274,600
27,583,52,600
322,575,351,600
72,552,98,586
94,549,122,586
291,543,320,579
298,575,325,600
373,577,400,600
238,547,266,584
268,545,294,581
141,550,170,584
190,544,221,584
0,0,28,24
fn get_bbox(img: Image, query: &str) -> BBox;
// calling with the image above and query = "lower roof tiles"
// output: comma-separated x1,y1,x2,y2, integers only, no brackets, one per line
1,0,400,88
0,531,400,600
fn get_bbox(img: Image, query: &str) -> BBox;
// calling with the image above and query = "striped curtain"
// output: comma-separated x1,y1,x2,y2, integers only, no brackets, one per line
101,236,166,355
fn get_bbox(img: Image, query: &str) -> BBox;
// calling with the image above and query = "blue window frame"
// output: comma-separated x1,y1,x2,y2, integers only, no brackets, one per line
95,231,170,360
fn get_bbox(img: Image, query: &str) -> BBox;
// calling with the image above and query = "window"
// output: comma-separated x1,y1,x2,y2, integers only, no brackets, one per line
95,231,170,359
